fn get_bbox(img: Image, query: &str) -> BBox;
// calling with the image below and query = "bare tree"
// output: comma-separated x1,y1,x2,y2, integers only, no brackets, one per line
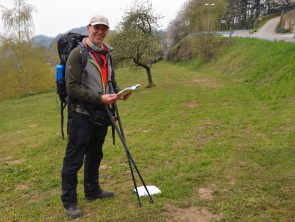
1,0,36,42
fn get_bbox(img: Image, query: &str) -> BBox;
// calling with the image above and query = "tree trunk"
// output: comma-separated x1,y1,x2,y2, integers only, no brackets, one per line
145,66,155,88
133,58,156,87
18,0,21,43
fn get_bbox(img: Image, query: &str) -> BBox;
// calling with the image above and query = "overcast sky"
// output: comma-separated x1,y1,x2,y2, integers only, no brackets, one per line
0,0,187,37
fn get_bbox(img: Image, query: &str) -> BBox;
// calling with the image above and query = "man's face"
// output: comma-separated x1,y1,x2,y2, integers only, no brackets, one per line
87,24,109,46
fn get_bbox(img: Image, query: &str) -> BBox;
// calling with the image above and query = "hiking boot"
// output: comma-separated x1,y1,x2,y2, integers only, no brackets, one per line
86,189,114,201
64,205,82,219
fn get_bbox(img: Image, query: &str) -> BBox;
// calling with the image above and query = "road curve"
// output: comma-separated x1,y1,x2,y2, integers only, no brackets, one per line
255,17,295,42
230,17,295,42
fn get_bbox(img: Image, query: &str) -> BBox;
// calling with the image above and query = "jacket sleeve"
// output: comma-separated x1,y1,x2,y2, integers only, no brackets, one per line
65,47,102,104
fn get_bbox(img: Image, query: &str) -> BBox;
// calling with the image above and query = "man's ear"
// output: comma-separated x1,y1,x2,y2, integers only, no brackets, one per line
86,25,91,33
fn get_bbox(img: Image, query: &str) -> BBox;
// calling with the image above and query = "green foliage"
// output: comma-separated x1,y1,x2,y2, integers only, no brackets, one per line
224,0,292,30
0,0,52,99
167,35,229,63
276,23,290,33
111,1,163,65
0,41,54,99
47,42,59,67
110,0,164,87
166,0,228,47
185,0,228,32
167,36,199,62
111,28,163,65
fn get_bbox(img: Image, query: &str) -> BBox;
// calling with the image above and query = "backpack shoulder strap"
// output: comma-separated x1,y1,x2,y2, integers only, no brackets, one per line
78,42,89,70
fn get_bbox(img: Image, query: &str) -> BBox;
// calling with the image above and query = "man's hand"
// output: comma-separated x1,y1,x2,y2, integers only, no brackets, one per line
119,92,132,101
101,94,118,104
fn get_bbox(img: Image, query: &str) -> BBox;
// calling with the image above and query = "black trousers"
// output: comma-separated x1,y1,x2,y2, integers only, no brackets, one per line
61,110,108,208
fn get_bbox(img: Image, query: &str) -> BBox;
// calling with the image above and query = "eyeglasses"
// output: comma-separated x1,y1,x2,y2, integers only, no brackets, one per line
92,25,109,32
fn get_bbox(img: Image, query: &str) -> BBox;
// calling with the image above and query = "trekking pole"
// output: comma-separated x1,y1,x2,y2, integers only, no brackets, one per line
105,105,141,206
111,104,116,145
60,102,66,140
113,102,126,141
113,102,154,204
104,104,154,206
114,103,154,203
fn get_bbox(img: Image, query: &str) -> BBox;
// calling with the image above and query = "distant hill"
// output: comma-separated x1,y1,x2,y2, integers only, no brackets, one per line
32,26,87,49
32,35,54,49
32,27,166,49
68,26,87,35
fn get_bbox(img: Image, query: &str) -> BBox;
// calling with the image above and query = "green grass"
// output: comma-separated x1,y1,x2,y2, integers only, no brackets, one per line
208,38,295,99
1,38,295,221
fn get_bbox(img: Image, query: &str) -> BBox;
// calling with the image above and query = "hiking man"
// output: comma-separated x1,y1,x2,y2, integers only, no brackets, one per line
61,14,129,219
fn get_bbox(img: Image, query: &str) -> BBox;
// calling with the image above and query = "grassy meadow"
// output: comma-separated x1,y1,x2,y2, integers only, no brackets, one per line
0,38,295,221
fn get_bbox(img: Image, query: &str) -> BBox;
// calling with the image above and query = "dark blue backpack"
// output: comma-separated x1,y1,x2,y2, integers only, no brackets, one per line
56,32,88,139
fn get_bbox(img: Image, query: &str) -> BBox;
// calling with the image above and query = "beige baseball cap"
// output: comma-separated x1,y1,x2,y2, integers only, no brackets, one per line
89,15,109,28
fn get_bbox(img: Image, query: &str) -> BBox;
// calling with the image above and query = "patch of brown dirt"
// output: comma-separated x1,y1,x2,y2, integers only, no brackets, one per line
185,102,199,109
30,189,58,203
198,188,215,200
15,184,29,190
172,140,185,149
166,204,221,222
30,193,44,203
28,124,38,128
6,159,25,165
100,164,112,170
183,78,223,88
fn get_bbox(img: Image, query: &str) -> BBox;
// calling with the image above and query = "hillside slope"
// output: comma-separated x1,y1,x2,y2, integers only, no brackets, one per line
206,37,295,99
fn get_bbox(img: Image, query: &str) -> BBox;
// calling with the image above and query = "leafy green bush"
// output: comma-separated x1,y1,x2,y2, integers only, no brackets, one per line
167,35,228,63
0,41,54,99
276,24,290,33
167,36,198,62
